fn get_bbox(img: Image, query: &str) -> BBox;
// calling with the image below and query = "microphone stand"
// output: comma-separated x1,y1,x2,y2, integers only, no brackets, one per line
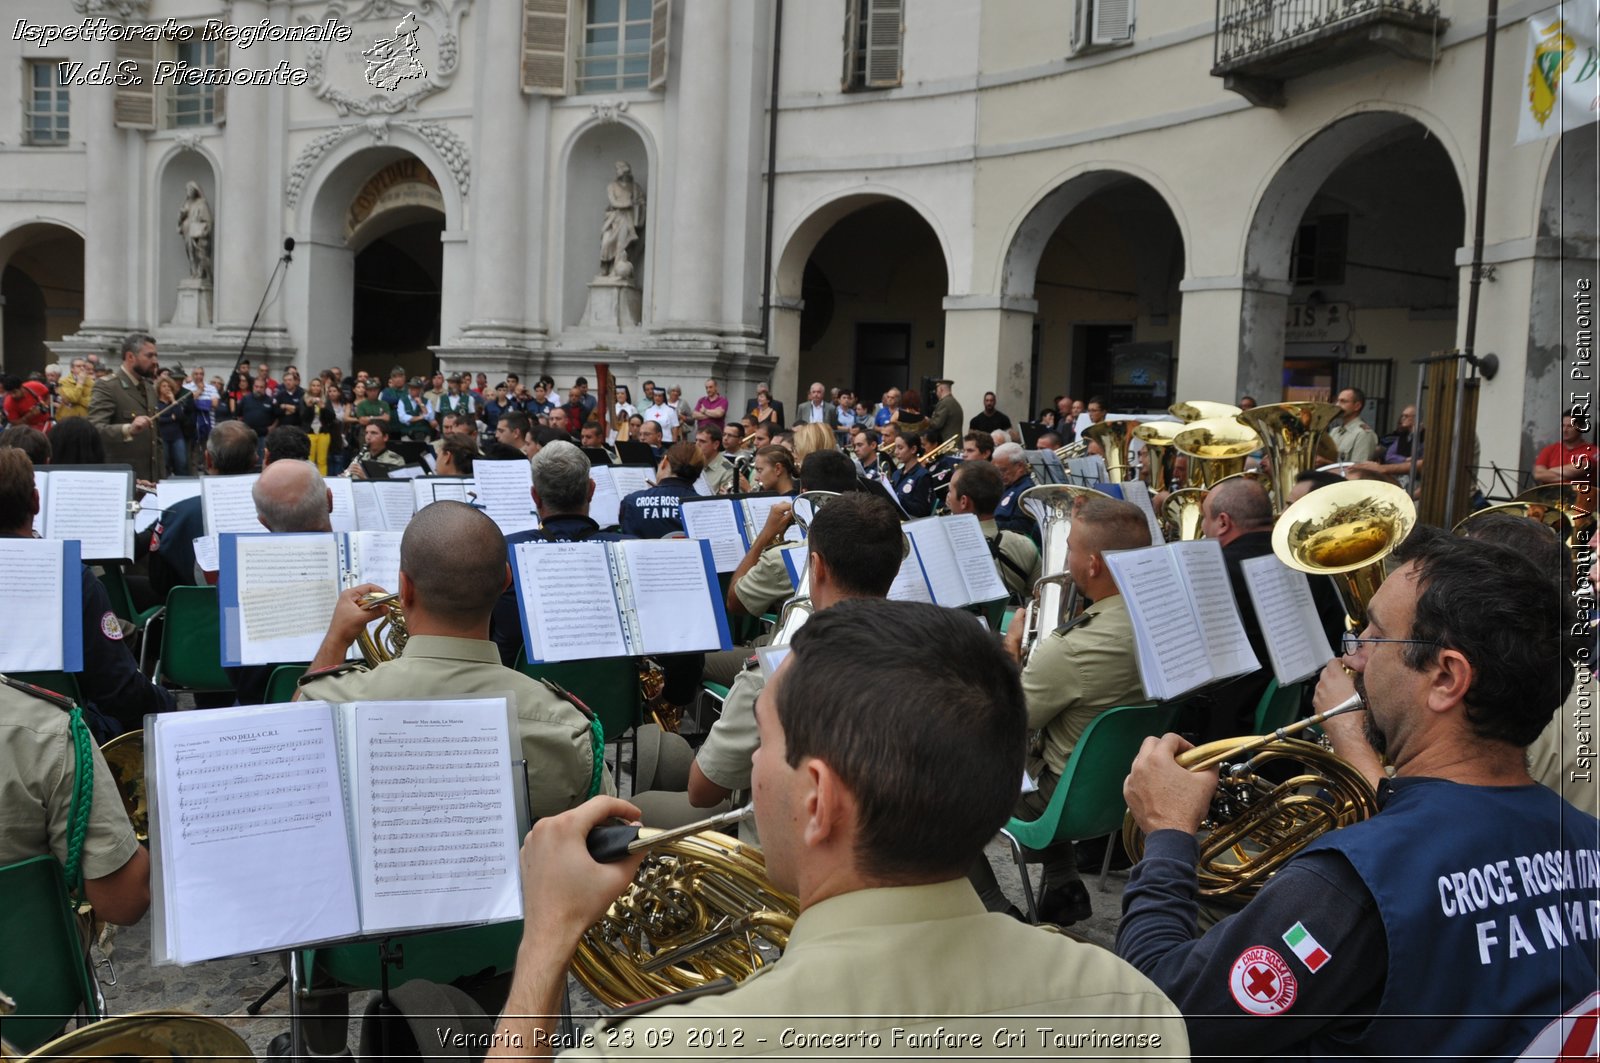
223,238,295,400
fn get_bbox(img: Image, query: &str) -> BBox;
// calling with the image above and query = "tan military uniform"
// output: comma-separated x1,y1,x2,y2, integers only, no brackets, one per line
560,879,1186,1059
703,453,735,495
298,635,612,816
927,394,964,443
732,543,804,616
694,665,762,795
979,517,1040,602
1527,678,1599,817
1329,417,1379,463
1021,595,1145,776
0,681,139,877
87,364,163,482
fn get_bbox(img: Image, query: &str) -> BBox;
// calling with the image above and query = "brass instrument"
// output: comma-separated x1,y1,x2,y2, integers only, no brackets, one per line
101,730,147,844
768,491,839,647
8,1011,254,1062
353,591,408,665
1081,420,1138,483
1169,399,1241,423
1453,499,1575,546
1133,420,1186,492
572,806,798,1009
1054,439,1089,462
1161,487,1208,541
1121,698,1378,898
1272,479,1417,630
917,434,961,467
1173,418,1261,488
1511,482,1596,549
1235,401,1342,513
1016,484,1114,663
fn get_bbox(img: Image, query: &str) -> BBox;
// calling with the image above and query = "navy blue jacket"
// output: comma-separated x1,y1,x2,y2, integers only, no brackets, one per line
618,477,699,539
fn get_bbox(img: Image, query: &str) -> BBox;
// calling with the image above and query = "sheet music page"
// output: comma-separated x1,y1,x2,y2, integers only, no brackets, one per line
611,465,654,497
472,460,539,536
0,538,66,671
692,472,713,496
31,471,47,538
513,541,628,661
41,469,133,560
680,499,746,572
232,534,342,666
1119,480,1166,544
587,467,622,529
325,476,358,533
887,552,933,603
1172,540,1260,681
1241,555,1335,685
351,482,386,531
622,539,724,655
139,478,202,534
388,464,426,480
1103,546,1209,700
350,532,403,595
151,702,359,963
412,477,474,508
193,535,219,575
373,482,417,532
350,699,521,934
902,517,966,606
202,474,264,536
943,513,1008,603
743,494,804,542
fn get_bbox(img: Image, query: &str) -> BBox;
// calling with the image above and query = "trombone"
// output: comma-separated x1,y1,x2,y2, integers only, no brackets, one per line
917,434,961,467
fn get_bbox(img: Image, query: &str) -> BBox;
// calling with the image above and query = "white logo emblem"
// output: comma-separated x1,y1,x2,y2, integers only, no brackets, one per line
1229,946,1297,1016
363,12,427,91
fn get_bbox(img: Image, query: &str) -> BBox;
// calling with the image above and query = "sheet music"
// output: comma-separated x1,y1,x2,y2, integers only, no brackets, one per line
1119,480,1166,544
372,482,417,532
471,460,539,536
350,699,521,934
388,464,426,481
325,476,358,533
412,477,475,509
0,538,67,671
152,702,359,963
611,465,654,497
350,532,403,595
743,494,803,542
887,553,933,603
902,518,966,606
513,541,628,661
39,469,134,560
1104,546,1211,700
202,474,264,536
680,499,747,572
31,471,47,538
1172,540,1259,681
351,481,386,531
193,535,219,574
943,513,1008,603
622,540,725,655
1241,555,1335,685
138,478,202,534
231,534,341,666
588,468,623,529
692,472,713,496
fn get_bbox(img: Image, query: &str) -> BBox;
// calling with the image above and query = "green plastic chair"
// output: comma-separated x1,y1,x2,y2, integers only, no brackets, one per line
514,651,641,781
1253,678,1306,734
1000,702,1179,922
0,856,101,1053
154,586,234,694
98,564,161,630
264,664,309,703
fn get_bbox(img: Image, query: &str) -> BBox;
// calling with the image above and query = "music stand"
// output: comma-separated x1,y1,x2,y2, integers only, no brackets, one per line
615,441,656,465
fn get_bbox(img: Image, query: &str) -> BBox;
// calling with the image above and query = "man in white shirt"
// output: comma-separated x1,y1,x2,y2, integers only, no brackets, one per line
643,385,680,440
801,381,836,427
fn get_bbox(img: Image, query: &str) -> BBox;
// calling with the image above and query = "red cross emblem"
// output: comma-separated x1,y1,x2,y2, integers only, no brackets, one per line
1230,946,1298,1016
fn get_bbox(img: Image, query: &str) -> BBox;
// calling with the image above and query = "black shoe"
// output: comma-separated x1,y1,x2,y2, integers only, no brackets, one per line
1037,880,1093,926
266,1033,291,1060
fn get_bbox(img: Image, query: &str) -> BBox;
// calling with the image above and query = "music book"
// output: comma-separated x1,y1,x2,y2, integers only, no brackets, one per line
351,480,417,532
471,460,540,536
217,531,403,667
1117,480,1167,545
146,696,524,965
201,474,264,537
0,538,83,671
32,466,136,561
1103,540,1260,701
136,477,202,535
411,476,477,509
510,538,733,663
1240,554,1336,685
900,514,1009,607
325,476,358,533
585,466,655,529
678,495,807,572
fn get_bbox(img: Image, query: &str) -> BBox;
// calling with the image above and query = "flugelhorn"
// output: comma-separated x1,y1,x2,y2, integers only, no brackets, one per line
917,434,961,467
1272,479,1416,631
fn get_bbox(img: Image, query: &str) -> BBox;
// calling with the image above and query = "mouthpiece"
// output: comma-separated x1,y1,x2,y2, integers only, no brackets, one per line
586,805,755,862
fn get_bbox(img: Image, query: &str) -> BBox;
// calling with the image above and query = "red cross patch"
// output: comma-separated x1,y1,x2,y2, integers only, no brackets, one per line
1229,945,1297,1016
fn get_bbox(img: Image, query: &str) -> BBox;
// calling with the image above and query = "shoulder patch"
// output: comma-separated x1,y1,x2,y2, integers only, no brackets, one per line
1054,610,1095,637
600,977,739,1023
100,611,126,640
0,674,76,711
1229,946,1298,1016
298,661,367,686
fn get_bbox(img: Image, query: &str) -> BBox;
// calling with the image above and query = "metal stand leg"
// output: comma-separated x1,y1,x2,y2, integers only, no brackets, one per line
1000,829,1038,924
288,951,307,1062
1098,832,1116,893
248,974,288,1016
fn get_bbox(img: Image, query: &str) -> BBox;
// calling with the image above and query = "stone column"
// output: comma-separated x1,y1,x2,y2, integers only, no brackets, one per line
941,297,1036,429
659,0,729,332
1174,275,1292,404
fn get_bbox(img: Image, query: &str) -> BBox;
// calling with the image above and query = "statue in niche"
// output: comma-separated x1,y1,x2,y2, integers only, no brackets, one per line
599,160,645,282
178,181,213,282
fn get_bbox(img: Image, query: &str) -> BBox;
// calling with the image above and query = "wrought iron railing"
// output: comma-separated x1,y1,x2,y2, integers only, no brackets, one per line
1215,0,1442,67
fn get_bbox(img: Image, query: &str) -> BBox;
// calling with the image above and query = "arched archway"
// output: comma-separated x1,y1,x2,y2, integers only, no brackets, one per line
1,222,84,377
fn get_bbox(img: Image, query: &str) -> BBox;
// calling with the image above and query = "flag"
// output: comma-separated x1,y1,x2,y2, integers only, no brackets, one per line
1516,3,1600,144
1282,920,1331,973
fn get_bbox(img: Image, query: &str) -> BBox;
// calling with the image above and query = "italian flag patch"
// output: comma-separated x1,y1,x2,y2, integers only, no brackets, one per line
1282,921,1330,973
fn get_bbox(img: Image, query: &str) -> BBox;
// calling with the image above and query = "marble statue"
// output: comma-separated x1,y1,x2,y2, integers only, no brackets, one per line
599,160,645,281
178,181,212,282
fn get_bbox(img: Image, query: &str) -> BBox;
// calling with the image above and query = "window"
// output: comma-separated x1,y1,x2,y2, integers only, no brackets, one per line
25,61,69,145
167,38,217,126
578,0,652,93
844,0,902,90
1072,0,1135,53
1292,215,1349,285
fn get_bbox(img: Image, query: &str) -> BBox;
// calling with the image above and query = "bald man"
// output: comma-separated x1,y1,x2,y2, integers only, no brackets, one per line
252,459,333,534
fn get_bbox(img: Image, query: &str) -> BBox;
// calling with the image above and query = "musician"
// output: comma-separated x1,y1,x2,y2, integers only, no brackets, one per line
496,410,536,457
748,444,798,497
696,427,735,494
1118,529,1596,1059
850,426,884,477
889,432,933,518
719,420,746,457
490,600,1186,1058
637,419,666,460
972,496,1151,924
149,421,258,597
87,333,163,482
990,441,1037,538
927,378,963,442
961,430,995,462
619,442,704,538
946,461,1039,603
346,422,405,480
1329,386,1380,463
435,436,477,477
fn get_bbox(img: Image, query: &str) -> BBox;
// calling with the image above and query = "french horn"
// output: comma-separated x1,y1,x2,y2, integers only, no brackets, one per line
6,1011,253,1062
353,591,408,665
100,730,147,844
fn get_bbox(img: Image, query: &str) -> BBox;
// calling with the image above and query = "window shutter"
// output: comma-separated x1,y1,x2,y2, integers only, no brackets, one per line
842,0,861,89
113,39,157,129
648,0,670,89
212,35,228,125
1089,0,1134,45
863,0,902,88
521,0,569,96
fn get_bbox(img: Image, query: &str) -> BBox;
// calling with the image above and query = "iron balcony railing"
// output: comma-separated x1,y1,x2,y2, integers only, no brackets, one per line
1215,0,1443,69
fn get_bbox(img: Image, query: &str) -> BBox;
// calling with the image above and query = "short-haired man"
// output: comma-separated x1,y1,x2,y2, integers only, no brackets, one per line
1085,395,1108,425
927,378,963,442
396,377,437,441
1330,387,1380,463
1533,414,1598,487
960,430,995,462
799,381,835,427
972,497,1152,923
347,422,405,480
637,418,665,458
990,441,1038,538
87,333,163,481
970,391,1012,435
496,410,535,457
1119,529,1597,1059
947,461,1039,603
851,426,883,478
263,424,311,466
490,599,1185,1057
696,427,734,493
1,373,52,431
719,420,745,458
150,420,259,596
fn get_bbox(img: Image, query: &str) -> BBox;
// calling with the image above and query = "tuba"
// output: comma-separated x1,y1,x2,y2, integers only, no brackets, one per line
1235,401,1342,513
1016,484,1114,663
353,591,408,664
1133,420,1186,492
1081,420,1138,483
1161,487,1208,542
1173,418,1261,489
1272,479,1416,631
1169,399,1241,423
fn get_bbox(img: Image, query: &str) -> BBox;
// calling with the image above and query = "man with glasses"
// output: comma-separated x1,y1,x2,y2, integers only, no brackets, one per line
1117,527,1597,1059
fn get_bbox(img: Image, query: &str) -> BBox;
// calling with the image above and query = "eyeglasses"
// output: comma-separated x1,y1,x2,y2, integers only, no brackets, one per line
1341,633,1436,656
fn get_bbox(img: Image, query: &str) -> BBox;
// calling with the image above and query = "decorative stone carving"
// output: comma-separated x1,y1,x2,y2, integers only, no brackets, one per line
173,131,205,153
300,0,468,116
287,119,469,209
178,181,213,282
70,0,150,18
590,99,630,124
364,115,391,143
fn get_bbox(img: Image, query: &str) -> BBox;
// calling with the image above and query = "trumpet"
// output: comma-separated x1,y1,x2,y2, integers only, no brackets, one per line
917,434,961,467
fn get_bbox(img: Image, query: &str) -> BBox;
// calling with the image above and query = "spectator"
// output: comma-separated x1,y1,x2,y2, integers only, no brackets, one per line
1,374,52,430
692,378,728,434
970,391,1013,434
302,376,335,475
1534,414,1597,487
749,386,781,430
57,358,93,419
154,376,194,478
642,385,681,440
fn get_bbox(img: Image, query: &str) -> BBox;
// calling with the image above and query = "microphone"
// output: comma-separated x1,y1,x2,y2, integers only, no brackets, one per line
282,237,295,262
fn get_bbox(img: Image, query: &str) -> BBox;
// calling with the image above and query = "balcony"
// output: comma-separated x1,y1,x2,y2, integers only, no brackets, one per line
1213,0,1447,107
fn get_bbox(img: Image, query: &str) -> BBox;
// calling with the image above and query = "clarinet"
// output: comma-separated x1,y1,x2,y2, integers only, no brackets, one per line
342,444,370,477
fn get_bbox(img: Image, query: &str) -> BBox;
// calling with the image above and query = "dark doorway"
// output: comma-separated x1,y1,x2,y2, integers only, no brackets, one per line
351,218,444,379
853,323,911,403
1073,322,1134,405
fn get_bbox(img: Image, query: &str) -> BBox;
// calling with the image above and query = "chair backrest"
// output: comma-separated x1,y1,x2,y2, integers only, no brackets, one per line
264,664,309,703
513,651,640,745
1005,702,1178,850
1254,678,1304,734
0,856,99,1052
157,586,234,693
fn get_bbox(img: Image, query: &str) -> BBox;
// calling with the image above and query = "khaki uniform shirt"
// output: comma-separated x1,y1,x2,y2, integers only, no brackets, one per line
1020,595,1145,777
703,454,735,495
561,879,1186,1059
1527,679,1599,817
298,635,612,817
0,683,139,878
928,395,964,443
87,365,163,482
733,543,804,616
979,518,1040,602
695,666,762,796
1329,417,1379,464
